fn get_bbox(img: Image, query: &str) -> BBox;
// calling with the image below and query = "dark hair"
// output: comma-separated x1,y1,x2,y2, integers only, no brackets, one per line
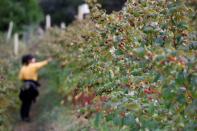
21,54,34,65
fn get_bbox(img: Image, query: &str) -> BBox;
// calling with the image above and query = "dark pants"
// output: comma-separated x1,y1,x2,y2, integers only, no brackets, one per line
20,99,32,120
19,80,39,120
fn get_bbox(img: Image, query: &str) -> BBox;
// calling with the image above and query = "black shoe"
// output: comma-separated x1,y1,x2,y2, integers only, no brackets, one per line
22,117,31,122
32,99,36,103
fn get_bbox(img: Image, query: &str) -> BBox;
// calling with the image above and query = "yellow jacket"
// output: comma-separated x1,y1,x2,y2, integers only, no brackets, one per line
19,60,48,81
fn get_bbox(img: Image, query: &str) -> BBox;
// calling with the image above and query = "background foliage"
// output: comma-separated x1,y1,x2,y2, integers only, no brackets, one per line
0,0,43,31
39,0,127,26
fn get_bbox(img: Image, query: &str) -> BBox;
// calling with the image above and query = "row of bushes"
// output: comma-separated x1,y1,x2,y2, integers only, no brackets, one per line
0,37,21,130
41,0,196,130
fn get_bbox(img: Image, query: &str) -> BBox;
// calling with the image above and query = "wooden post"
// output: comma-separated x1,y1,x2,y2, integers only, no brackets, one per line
60,22,66,30
78,4,90,20
23,31,30,44
14,33,19,55
6,21,14,41
46,14,51,29
37,27,44,38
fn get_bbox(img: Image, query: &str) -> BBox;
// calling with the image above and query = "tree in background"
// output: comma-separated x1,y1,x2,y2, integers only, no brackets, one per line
0,0,43,31
98,0,127,13
39,0,85,26
39,0,127,26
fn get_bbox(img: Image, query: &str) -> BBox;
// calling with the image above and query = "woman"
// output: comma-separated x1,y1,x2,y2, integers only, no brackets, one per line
19,54,51,122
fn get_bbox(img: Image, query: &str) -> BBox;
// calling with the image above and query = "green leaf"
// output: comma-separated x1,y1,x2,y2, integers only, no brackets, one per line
184,121,197,131
162,87,176,102
131,68,142,76
94,113,102,127
176,22,189,30
186,99,197,117
155,37,165,46
176,89,186,104
176,71,187,85
142,119,160,130
143,26,155,34
133,11,141,17
123,114,136,127
115,49,124,56
176,35,184,44
133,47,145,57
106,113,114,121
113,114,123,126
123,103,141,111
190,74,197,88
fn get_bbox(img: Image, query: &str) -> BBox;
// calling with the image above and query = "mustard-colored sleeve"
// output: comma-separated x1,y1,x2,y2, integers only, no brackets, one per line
33,60,49,70
18,69,23,80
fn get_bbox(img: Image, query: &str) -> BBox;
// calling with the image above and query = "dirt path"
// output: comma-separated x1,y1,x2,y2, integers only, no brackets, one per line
13,79,58,131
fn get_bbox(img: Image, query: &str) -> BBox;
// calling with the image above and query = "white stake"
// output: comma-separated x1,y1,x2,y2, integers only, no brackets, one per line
46,14,51,29
6,21,14,41
60,22,66,29
78,4,90,20
37,27,44,38
14,33,19,55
